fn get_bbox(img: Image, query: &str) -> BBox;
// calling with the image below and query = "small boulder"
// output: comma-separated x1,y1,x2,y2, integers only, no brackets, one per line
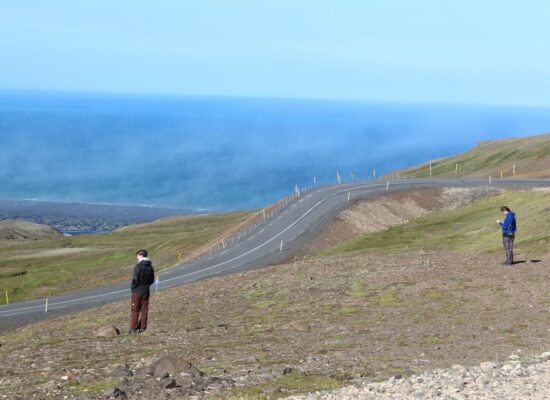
102,387,127,399
262,386,281,394
162,378,178,389
148,355,204,378
282,367,293,375
96,326,121,338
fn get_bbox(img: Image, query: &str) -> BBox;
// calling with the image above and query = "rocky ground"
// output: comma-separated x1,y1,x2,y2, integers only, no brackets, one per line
286,352,550,399
1,250,549,399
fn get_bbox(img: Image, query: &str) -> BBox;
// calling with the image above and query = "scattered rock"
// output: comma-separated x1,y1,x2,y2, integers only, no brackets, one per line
162,378,178,389
285,351,550,399
283,366,294,375
108,363,132,378
95,326,120,338
102,387,127,399
262,386,282,394
147,355,204,378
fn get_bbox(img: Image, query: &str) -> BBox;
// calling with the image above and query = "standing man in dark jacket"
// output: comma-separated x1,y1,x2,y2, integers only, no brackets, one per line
130,249,155,333
497,206,517,265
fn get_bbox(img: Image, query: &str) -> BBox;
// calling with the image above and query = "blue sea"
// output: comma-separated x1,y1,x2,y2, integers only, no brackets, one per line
1,91,550,211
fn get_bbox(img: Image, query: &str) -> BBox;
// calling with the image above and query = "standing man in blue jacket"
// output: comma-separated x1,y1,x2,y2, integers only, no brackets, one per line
497,206,517,265
130,249,155,333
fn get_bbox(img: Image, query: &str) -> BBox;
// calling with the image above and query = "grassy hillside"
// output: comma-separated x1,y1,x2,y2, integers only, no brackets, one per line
0,219,62,240
392,131,550,179
318,188,550,258
0,211,252,303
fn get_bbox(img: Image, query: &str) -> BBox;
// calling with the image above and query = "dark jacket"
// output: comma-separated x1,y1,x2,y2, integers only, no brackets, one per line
500,211,517,236
131,258,155,294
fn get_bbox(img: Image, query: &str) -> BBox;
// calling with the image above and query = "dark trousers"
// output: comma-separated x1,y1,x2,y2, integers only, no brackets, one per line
130,292,150,331
502,235,515,264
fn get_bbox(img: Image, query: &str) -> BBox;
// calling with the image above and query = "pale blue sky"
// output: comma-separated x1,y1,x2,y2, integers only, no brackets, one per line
1,1,549,106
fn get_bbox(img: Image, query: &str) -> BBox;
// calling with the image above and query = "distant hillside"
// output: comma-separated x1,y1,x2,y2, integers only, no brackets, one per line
0,199,195,232
0,219,61,240
390,131,550,179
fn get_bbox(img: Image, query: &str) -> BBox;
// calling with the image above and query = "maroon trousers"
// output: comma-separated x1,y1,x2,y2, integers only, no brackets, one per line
130,292,150,331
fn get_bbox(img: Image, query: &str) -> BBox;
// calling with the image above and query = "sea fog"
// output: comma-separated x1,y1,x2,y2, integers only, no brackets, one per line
1,91,550,211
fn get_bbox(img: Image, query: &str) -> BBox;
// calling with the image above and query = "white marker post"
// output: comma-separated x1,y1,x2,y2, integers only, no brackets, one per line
513,164,516,177
489,175,492,185
429,162,432,177
5,290,9,305
155,274,160,294
280,240,283,252
295,184,300,197
347,192,351,202
455,163,458,178
263,208,266,220
386,181,389,191
313,176,317,187
45,298,48,313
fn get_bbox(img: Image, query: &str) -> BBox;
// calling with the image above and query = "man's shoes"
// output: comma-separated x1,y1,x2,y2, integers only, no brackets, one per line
128,329,138,334
137,328,146,333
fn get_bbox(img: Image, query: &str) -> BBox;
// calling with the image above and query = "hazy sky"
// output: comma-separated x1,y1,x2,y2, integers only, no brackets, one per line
1,1,549,106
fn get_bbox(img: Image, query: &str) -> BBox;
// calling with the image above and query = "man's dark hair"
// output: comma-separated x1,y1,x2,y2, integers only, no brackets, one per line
500,206,511,212
136,249,148,257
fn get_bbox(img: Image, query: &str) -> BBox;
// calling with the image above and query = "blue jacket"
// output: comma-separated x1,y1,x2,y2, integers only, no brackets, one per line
500,212,517,235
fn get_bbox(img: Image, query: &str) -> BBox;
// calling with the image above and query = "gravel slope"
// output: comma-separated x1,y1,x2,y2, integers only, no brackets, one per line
285,352,550,399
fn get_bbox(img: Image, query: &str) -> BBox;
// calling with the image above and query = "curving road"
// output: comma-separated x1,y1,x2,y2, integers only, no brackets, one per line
1,178,549,330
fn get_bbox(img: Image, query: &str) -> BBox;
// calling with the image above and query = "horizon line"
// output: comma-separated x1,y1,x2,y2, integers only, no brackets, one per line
1,88,549,110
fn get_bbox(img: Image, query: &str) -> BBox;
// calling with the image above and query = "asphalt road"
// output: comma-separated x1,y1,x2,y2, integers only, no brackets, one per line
1,178,549,330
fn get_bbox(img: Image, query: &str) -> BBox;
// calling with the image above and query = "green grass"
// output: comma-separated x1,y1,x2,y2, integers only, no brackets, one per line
223,371,341,399
0,211,252,302
318,190,550,258
395,132,550,178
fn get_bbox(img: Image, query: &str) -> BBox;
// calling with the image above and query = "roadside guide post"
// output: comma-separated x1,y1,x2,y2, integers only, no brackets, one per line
45,298,48,313
5,289,9,305
155,274,160,294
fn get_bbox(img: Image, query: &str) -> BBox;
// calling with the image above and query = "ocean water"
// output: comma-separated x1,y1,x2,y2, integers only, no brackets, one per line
1,91,550,211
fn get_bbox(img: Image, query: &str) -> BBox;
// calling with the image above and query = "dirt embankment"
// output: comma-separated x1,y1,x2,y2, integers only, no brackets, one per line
298,187,497,256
